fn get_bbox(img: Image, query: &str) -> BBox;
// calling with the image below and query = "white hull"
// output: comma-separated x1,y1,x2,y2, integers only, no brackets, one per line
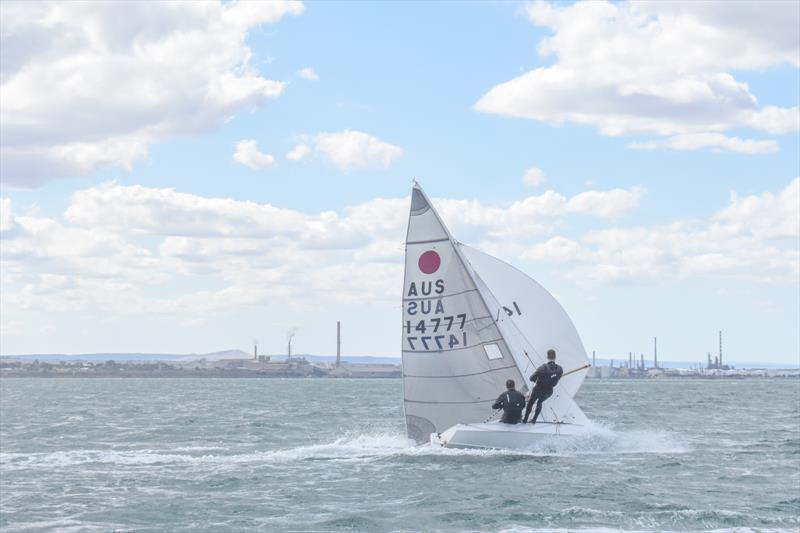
430,421,587,450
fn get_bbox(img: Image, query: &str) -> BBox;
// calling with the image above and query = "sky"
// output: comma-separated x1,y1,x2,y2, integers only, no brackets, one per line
0,1,798,365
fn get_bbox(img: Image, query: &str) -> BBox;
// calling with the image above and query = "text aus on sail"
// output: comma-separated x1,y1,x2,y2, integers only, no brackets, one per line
404,252,522,353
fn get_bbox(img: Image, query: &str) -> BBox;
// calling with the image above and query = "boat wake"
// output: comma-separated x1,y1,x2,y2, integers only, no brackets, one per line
0,424,688,471
516,421,690,456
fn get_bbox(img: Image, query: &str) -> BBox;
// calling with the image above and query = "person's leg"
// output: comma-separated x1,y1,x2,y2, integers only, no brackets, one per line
523,390,539,423
531,398,543,424
531,389,553,424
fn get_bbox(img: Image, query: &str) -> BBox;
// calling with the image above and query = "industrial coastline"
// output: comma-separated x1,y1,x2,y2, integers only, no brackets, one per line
0,355,403,379
1,355,797,379
2,330,796,379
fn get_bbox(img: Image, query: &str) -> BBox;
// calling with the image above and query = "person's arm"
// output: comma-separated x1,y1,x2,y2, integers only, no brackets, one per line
491,393,504,410
532,364,546,383
552,365,564,386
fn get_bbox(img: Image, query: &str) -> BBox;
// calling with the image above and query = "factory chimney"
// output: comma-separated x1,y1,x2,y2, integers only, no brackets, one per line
654,337,658,369
336,321,341,367
287,330,295,362
640,353,644,370
254,340,258,361
592,350,596,367
719,330,723,369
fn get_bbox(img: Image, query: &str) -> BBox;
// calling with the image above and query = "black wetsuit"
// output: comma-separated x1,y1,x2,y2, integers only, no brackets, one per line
492,389,526,424
523,361,563,424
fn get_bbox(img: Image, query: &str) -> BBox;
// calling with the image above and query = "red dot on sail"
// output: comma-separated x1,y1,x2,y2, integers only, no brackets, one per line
418,250,440,274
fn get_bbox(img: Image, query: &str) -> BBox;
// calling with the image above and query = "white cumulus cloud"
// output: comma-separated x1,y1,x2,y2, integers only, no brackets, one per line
522,167,546,187
297,67,319,81
4,180,795,333
475,1,799,152
0,0,303,187
565,187,646,218
629,133,779,154
233,140,276,170
310,130,403,171
714,177,800,240
286,143,312,161
522,179,799,285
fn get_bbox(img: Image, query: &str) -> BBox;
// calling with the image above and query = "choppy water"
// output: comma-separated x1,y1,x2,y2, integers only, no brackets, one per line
0,378,798,532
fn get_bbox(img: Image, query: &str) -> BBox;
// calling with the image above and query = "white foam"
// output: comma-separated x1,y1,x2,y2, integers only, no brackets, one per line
0,424,689,470
513,421,690,456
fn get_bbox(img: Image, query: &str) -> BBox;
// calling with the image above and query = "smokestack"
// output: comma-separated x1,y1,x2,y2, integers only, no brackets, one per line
254,341,258,361
629,351,632,369
654,337,658,369
592,350,596,367
707,352,712,369
719,330,722,369
336,321,341,367
640,353,644,370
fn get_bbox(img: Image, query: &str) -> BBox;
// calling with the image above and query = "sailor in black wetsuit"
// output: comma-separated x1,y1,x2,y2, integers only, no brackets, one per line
523,349,563,424
492,379,526,424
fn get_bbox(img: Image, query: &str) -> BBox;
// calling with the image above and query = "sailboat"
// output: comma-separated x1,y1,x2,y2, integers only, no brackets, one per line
402,183,591,450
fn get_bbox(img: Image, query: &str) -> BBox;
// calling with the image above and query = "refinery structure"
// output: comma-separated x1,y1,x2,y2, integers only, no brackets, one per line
586,331,798,378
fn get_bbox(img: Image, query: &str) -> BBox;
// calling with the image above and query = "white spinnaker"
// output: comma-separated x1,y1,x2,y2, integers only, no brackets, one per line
462,245,590,425
402,186,525,443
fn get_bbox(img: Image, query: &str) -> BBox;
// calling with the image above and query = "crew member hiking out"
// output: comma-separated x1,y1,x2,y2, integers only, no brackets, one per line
524,349,563,424
492,379,526,424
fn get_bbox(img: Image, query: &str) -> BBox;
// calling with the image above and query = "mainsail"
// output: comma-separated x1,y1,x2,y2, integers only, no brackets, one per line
402,184,589,443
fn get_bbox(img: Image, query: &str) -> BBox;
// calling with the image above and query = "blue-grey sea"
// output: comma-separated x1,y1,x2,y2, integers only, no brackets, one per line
1,378,798,532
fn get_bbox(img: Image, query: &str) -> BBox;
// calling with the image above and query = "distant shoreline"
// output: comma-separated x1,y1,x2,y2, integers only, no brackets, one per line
0,358,403,379
0,374,403,379
2,352,796,370
2,371,797,381
2,353,797,380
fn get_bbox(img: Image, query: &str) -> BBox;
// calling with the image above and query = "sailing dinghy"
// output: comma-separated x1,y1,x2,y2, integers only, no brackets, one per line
402,184,591,450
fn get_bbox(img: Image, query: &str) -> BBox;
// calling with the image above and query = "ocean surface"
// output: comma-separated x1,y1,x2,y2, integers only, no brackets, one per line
0,378,798,532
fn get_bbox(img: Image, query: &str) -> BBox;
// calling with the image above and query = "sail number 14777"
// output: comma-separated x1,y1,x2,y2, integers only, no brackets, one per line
405,314,467,351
